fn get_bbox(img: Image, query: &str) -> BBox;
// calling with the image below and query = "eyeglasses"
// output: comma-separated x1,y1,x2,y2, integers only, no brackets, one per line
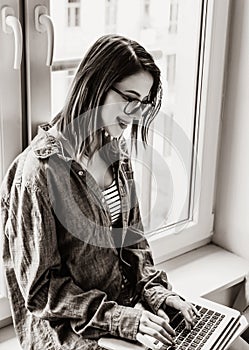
111,86,154,116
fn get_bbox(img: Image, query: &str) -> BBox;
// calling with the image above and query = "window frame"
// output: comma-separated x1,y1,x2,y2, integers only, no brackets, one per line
149,0,231,263
67,0,81,27
0,0,231,326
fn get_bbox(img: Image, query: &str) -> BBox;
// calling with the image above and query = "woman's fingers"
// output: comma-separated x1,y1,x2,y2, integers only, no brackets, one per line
139,310,175,335
139,310,176,346
180,303,201,329
138,325,174,346
149,312,175,336
182,312,194,330
165,296,201,330
147,319,175,343
192,304,201,317
157,308,170,323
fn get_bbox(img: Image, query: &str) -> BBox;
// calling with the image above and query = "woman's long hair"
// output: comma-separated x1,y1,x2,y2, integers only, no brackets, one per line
51,34,162,161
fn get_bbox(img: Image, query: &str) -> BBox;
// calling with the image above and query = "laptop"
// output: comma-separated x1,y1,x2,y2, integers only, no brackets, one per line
98,296,248,350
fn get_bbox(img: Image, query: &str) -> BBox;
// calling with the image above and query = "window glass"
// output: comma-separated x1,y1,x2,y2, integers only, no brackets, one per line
67,0,81,27
50,0,204,233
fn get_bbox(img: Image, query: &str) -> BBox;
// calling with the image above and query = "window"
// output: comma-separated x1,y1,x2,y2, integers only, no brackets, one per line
105,0,117,32
67,0,81,27
169,0,179,34
50,0,206,238
166,54,176,94
0,0,231,324
142,0,151,29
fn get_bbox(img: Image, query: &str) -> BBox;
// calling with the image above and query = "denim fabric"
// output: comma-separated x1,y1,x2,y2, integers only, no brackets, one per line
0,124,177,349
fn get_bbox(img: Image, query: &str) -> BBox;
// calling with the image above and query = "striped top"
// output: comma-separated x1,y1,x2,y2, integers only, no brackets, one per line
102,178,121,224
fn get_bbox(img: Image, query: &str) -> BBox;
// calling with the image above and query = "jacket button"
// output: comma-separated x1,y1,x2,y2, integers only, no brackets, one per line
78,171,84,176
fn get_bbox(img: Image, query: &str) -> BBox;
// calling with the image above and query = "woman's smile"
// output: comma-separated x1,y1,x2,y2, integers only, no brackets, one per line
101,70,153,138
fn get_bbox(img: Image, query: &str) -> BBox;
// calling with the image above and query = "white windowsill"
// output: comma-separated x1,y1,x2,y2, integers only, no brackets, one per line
0,243,248,349
156,243,249,299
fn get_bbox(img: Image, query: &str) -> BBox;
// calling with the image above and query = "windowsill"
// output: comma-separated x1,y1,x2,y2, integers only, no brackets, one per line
0,243,248,349
0,324,20,349
0,297,12,328
156,243,249,299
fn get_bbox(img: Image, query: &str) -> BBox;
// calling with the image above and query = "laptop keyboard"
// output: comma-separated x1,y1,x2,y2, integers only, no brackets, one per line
151,304,226,350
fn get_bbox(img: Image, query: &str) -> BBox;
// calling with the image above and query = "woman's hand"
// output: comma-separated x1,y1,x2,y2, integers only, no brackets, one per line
164,295,200,330
137,309,176,347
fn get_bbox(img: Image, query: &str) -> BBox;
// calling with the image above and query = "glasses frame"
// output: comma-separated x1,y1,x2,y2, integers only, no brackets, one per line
111,86,153,116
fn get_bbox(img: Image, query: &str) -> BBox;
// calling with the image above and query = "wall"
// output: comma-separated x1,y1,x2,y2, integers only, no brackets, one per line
213,0,249,261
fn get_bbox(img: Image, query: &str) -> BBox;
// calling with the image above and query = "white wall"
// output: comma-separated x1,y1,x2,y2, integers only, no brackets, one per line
213,0,249,261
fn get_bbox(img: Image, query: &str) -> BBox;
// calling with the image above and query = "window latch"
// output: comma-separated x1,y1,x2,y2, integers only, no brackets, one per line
1,6,23,70
35,5,54,67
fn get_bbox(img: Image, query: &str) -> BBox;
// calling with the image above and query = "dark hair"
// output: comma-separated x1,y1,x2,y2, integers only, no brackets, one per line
51,34,162,159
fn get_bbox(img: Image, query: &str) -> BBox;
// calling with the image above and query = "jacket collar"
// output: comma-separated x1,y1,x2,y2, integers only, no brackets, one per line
31,123,72,162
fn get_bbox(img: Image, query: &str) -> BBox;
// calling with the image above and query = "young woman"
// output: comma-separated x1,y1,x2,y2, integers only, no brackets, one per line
1,35,199,349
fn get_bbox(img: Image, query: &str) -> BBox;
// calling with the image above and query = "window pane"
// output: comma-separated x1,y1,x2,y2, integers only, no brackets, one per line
50,0,204,233
75,7,80,26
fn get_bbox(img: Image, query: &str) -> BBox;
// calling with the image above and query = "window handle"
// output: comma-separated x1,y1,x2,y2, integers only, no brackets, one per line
1,6,23,70
35,5,54,67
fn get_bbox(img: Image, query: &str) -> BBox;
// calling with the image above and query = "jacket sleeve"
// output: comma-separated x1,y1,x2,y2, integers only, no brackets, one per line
121,158,180,314
1,179,142,341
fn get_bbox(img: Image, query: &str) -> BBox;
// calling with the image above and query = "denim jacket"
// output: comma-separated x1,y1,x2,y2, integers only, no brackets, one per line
0,124,177,350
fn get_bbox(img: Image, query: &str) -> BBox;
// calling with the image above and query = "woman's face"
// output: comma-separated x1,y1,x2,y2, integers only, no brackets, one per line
101,70,154,138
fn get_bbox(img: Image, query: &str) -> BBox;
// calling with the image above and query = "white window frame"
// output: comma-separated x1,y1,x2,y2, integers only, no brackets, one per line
149,0,231,264
0,0,231,325
67,0,81,27
0,0,24,327
169,0,179,33
105,0,117,32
